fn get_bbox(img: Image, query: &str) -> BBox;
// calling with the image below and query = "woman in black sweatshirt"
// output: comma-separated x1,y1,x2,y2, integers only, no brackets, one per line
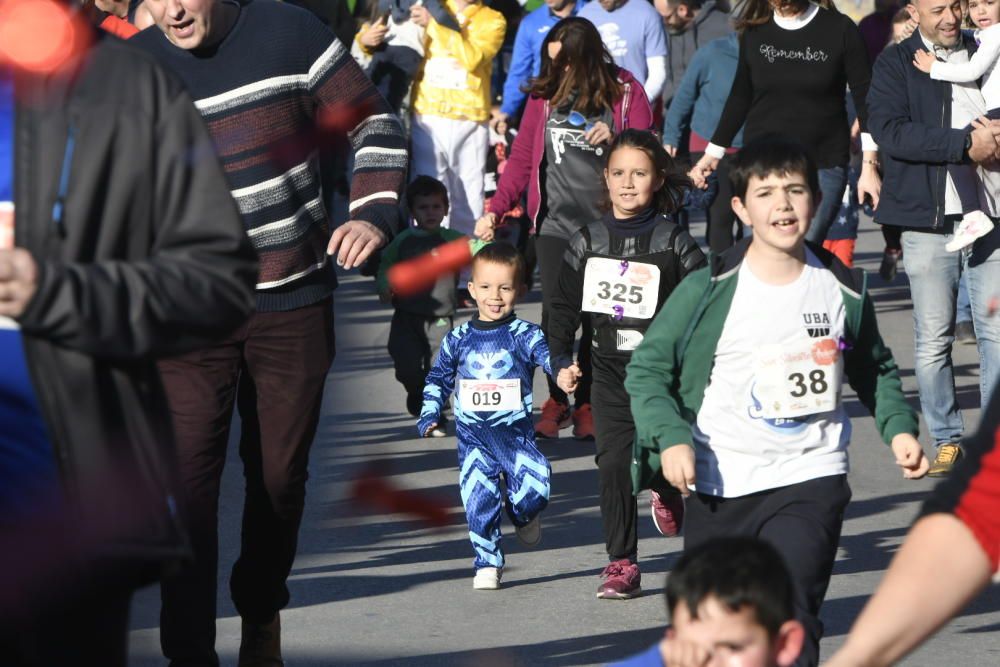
690,0,881,244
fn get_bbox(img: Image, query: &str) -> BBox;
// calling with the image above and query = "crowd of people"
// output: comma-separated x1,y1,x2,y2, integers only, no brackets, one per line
1,0,999,665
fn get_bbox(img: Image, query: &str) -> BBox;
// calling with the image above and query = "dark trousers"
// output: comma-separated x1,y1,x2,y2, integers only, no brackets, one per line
387,310,452,396
707,153,740,254
592,359,673,561
157,298,336,666
535,234,592,406
0,585,132,666
684,474,851,667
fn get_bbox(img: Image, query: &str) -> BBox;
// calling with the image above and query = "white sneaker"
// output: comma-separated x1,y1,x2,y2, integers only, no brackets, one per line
946,211,995,252
427,426,447,438
473,567,501,590
514,515,542,548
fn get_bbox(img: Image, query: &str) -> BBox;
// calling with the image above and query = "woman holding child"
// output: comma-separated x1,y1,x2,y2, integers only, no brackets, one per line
475,17,654,443
689,0,882,245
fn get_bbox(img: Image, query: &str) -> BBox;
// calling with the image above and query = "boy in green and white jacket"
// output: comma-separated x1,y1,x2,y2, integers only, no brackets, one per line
625,136,929,667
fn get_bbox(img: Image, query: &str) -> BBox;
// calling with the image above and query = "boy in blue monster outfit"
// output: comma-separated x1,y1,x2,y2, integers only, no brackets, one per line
418,243,554,591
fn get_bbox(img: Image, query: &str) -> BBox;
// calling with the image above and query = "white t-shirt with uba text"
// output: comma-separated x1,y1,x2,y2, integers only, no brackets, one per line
692,250,851,498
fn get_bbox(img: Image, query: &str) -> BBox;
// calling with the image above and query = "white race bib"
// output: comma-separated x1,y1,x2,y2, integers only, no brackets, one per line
423,57,468,91
459,378,522,412
581,257,660,319
752,337,842,418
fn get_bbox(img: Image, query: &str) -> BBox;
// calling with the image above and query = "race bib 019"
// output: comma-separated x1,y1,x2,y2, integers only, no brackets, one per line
581,258,660,319
752,338,842,419
459,378,522,412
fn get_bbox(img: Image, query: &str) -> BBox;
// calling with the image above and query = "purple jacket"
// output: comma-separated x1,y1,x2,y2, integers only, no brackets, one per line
487,67,654,234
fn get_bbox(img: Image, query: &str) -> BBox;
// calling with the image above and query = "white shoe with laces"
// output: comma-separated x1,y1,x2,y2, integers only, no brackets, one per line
473,567,501,590
946,211,995,252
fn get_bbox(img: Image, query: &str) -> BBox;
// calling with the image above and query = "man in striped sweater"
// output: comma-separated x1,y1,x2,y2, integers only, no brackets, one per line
134,1,406,664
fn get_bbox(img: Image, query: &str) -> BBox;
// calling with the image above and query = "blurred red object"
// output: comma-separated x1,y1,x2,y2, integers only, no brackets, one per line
387,238,473,298
0,0,92,76
350,467,451,529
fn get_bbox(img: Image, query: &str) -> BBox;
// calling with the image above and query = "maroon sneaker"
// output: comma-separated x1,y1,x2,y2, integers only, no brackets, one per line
596,559,641,599
650,490,684,537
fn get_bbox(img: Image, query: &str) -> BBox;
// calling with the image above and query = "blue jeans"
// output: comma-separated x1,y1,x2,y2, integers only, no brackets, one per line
901,222,1000,446
805,166,848,244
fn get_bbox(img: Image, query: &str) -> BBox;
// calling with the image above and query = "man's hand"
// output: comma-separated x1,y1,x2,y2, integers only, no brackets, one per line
858,155,882,209
966,124,1000,164
912,49,936,74
659,638,711,667
327,220,387,269
0,248,38,318
359,17,388,49
891,434,930,479
660,444,696,497
410,4,431,27
475,212,498,241
557,362,582,394
584,121,613,146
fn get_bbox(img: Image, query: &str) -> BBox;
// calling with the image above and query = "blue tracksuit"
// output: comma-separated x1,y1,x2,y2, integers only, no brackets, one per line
499,2,586,118
418,314,553,570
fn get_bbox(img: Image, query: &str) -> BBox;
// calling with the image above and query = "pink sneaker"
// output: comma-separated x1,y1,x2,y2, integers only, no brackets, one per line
596,559,641,600
650,490,684,537
946,211,995,252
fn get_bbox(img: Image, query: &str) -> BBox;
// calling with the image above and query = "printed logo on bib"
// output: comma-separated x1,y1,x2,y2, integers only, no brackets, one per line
616,329,644,351
459,378,522,412
802,312,831,338
751,337,842,419
582,257,660,319
423,57,469,91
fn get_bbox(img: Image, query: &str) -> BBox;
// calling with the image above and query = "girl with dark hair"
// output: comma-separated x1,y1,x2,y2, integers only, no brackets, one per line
689,0,881,245
550,130,706,598
475,17,654,441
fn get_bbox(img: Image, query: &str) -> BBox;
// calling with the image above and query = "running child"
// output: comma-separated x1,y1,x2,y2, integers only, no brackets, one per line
610,537,806,667
378,176,465,429
418,243,554,590
551,129,706,600
625,136,929,666
913,0,1000,251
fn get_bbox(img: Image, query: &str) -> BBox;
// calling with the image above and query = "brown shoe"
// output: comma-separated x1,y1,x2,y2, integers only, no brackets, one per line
927,443,963,478
238,613,283,667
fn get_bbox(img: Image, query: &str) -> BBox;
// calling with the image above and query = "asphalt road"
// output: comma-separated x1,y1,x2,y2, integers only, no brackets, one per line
127,219,999,666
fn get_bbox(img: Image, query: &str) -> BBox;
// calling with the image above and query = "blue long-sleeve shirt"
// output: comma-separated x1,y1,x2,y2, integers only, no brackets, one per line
663,33,743,150
500,2,586,118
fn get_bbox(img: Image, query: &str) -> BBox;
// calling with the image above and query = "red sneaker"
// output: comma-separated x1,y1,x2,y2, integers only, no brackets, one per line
650,490,684,537
572,403,595,440
535,398,570,439
596,559,641,600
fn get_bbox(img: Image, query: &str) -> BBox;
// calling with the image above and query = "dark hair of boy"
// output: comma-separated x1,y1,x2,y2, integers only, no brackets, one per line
729,135,820,202
472,242,527,287
666,537,795,638
603,129,692,216
406,175,450,209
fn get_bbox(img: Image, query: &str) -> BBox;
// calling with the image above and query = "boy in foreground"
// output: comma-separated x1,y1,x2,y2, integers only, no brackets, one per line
625,136,930,666
418,243,554,590
610,537,805,667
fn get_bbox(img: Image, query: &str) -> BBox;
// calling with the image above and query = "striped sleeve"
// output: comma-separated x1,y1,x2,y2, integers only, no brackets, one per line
922,395,1000,573
304,21,407,237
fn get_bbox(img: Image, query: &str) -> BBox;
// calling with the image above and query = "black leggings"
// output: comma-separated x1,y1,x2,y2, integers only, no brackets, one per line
535,234,592,406
707,153,741,254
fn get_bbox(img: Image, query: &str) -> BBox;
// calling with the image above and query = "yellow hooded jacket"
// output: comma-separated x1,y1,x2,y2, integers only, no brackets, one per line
411,0,506,122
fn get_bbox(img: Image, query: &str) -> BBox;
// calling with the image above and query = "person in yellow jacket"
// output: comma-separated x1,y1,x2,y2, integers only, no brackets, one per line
410,0,506,240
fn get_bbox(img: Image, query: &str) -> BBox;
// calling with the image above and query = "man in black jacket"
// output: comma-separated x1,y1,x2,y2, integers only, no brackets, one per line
0,28,256,666
868,0,1000,478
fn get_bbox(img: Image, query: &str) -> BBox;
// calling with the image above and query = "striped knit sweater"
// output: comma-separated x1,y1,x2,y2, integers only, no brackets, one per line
133,0,407,311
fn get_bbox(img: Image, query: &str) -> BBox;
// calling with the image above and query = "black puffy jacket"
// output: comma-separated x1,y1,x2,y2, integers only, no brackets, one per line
11,33,257,563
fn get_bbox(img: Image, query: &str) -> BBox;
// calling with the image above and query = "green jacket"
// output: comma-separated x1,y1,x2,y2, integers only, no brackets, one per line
625,239,919,494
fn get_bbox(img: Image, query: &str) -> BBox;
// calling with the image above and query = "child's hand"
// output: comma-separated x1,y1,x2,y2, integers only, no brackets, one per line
659,637,710,667
661,444,696,497
891,434,931,479
359,17,388,49
913,49,936,74
584,121,612,146
556,363,582,394
475,212,498,241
